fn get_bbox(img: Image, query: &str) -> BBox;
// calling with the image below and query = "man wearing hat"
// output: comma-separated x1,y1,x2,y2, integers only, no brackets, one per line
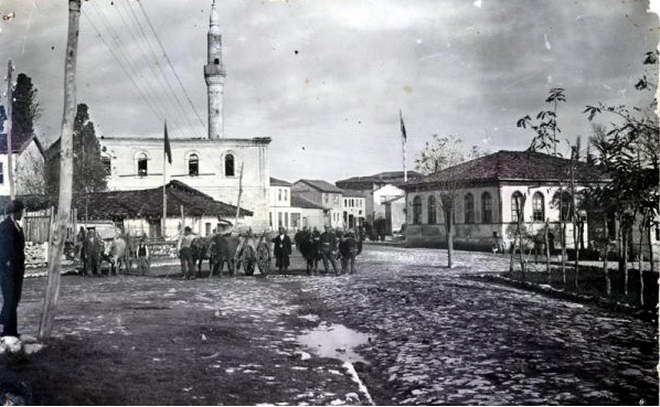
0,199,26,337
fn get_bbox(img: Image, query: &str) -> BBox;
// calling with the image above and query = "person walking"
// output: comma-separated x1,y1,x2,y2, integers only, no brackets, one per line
272,226,292,273
0,200,26,337
76,226,86,264
136,237,150,275
177,226,196,279
319,225,338,274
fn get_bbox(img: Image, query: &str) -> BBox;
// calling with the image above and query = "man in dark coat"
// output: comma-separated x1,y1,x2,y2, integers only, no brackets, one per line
0,199,26,337
319,226,338,274
272,226,292,273
83,228,102,276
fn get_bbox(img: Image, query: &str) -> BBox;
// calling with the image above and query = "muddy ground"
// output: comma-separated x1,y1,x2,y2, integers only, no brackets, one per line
4,245,659,405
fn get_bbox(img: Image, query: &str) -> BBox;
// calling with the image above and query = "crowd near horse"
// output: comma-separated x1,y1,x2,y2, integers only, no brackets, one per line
101,235,133,275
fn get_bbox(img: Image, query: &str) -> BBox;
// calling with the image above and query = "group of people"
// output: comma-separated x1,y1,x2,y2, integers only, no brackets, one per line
75,227,151,276
292,225,364,275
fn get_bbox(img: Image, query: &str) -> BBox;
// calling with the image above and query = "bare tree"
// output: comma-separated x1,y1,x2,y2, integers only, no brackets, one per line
39,0,81,339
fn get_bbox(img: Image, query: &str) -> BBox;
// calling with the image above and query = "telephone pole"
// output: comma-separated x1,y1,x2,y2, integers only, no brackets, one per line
4,60,15,199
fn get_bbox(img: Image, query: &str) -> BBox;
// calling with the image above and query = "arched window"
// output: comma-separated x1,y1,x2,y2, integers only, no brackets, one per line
532,192,545,222
224,154,235,176
412,196,422,225
481,192,492,223
137,152,148,176
511,191,525,222
464,193,475,224
428,196,437,224
188,153,199,176
278,189,282,201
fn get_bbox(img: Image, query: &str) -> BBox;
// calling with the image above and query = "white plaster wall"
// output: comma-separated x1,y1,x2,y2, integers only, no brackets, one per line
269,185,291,207
300,208,326,231
100,137,271,232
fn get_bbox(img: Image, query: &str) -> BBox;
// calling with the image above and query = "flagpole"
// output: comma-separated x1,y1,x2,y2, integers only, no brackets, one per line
162,121,168,239
400,109,407,183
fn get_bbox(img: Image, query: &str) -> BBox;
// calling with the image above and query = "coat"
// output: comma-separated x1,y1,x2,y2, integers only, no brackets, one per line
0,216,26,336
272,234,292,258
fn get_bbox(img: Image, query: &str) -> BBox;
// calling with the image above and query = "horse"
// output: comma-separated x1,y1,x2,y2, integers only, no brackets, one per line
295,230,320,274
191,236,212,276
102,236,131,275
209,234,241,277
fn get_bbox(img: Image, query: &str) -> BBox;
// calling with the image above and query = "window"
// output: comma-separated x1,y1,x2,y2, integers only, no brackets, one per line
278,189,282,201
224,154,235,176
205,223,211,236
278,212,283,227
284,189,288,201
428,196,437,224
214,58,220,65
137,152,148,176
101,156,111,176
0,162,4,184
464,193,475,224
481,192,492,223
412,196,422,225
511,191,525,222
291,213,300,229
285,212,289,228
532,192,545,222
656,225,660,241
269,212,273,227
188,153,199,176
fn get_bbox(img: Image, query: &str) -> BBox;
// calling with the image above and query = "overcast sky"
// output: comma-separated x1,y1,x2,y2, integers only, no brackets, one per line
0,0,657,183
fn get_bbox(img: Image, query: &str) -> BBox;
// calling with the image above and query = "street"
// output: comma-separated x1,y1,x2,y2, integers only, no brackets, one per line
11,245,659,405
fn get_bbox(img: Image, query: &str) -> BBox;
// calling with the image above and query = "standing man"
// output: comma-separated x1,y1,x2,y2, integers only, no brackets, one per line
0,200,26,337
338,230,358,274
177,226,196,280
136,236,150,275
83,228,101,276
272,226,292,273
319,225,338,274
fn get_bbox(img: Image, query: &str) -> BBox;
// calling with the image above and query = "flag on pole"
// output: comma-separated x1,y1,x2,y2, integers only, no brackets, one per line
164,120,172,164
399,109,407,141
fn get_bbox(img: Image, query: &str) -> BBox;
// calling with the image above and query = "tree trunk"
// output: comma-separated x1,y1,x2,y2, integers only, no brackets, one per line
561,221,567,285
648,223,655,274
5,60,15,199
639,222,645,307
616,214,623,273
517,200,526,280
570,157,579,289
544,221,550,283
603,215,611,297
509,235,516,273
623,226,629,297
39,0,81,339
447,206,453,269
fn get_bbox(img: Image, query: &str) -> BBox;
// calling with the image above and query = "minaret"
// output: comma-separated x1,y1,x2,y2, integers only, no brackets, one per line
204,0,226,139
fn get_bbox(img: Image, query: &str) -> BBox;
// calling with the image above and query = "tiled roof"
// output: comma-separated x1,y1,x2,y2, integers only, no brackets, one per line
295,179,344,193
2,181,253,220
291,195,325,210
405,150,609,188
0,133,44,155
341,189,367,198
74,180,253,220
336,170,423,189
270,177,292,187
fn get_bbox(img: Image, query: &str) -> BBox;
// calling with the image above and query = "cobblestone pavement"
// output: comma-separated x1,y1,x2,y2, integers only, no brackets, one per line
294,245,659,405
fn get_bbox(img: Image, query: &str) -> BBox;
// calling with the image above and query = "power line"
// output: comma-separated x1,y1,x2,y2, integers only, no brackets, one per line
86,1,190,138
136,0,207,132
120,0,205,138
112,0,197,138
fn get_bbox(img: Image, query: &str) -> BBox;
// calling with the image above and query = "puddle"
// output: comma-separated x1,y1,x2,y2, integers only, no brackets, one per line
297,322,372,363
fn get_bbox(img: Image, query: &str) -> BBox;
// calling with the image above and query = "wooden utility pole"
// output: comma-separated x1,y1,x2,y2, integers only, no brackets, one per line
39,0,81,339
5,60,15,199
233,162,244,228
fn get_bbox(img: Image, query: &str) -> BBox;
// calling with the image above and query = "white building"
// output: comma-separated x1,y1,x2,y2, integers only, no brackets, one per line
401,150,610,251
269,177,325,232
292,179,344,228
373,184,406,234
0,133,45,197
341,190,366,229
94,0,271,232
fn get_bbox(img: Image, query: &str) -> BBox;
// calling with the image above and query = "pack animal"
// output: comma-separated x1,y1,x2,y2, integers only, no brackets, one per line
209,234,241,276
295,230,320,274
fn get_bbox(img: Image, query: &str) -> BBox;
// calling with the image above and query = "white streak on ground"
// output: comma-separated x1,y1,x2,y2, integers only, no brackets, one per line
342,361,374,406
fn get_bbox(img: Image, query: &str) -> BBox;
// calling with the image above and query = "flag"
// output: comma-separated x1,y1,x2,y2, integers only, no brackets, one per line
399,109,407,141
163,121,172,164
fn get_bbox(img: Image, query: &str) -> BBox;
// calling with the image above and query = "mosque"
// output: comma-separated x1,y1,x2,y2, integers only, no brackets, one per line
97,0,271,235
